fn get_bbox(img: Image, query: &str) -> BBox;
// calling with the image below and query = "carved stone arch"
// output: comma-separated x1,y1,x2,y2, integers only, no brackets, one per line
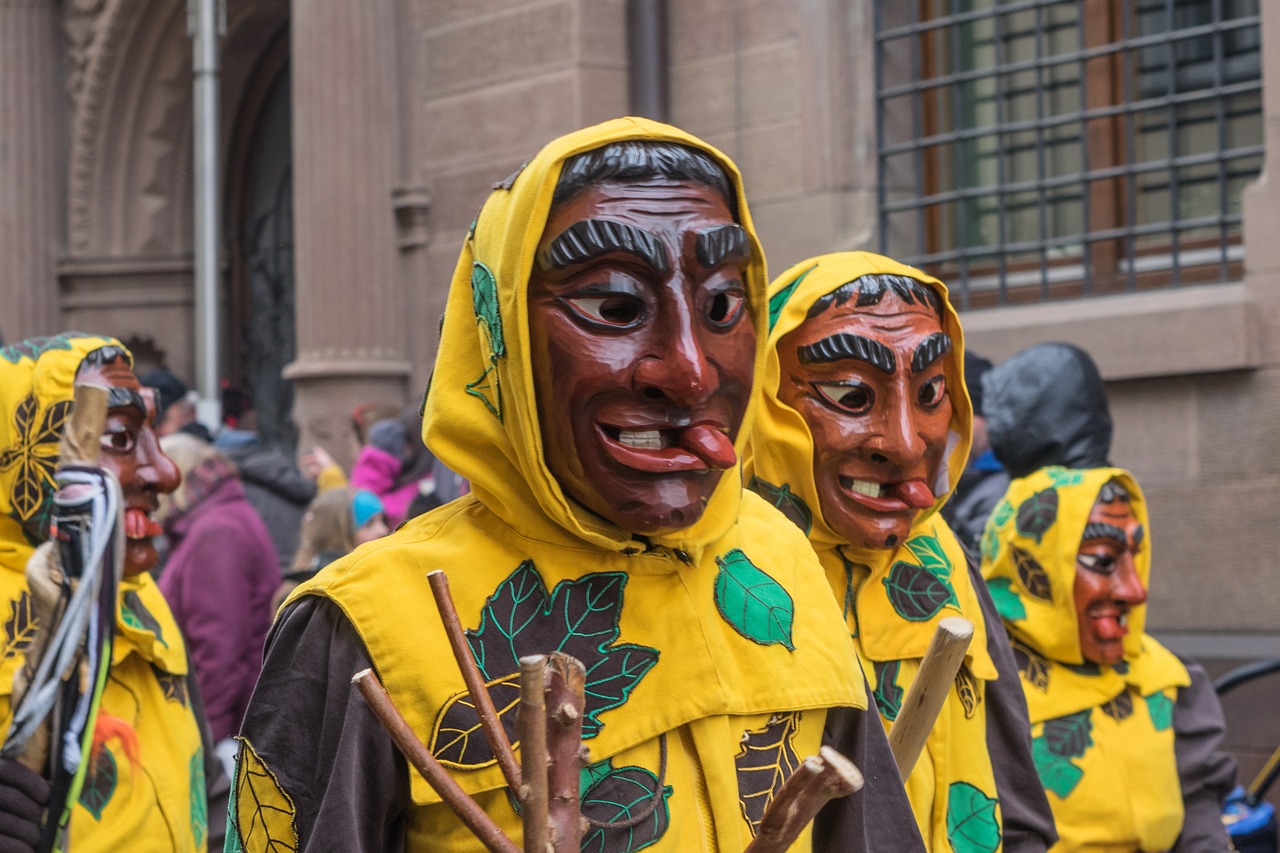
67,0,194,257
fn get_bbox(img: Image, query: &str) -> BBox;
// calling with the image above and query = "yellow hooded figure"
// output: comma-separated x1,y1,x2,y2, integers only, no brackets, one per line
982,467,1235,852
747,252,1055,853
0,334,210,851
232,120,925,852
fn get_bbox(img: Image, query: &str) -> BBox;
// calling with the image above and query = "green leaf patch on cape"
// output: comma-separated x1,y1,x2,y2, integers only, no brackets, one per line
713,550,795,650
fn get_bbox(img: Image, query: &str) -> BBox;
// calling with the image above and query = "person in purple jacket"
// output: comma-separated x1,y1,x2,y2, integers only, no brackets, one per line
157,432,279,744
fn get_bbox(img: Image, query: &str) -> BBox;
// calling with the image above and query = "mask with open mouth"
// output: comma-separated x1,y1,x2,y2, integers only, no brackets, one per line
774,275,955,550
529,172,756,536
1073,479,1147,666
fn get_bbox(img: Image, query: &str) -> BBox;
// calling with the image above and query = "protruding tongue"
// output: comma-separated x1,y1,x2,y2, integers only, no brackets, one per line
890,479,936,510
1093,614,1128,642
678,424,737,470
124,508,162,540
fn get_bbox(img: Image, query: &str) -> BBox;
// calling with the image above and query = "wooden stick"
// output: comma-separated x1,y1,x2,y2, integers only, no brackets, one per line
353,669,520,853
744,745,864,853
543,653,585,853
427,570,522,791
887,617,974,778
518,656,550,853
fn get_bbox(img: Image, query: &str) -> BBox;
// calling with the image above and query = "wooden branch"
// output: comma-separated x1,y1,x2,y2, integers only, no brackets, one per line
543,653,585,853
887,617,974,778
744,745,864,853
353,669,520,853
518,656,550,853
427,570,522,792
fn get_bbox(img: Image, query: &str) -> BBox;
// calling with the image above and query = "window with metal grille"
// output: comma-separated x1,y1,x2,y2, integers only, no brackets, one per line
875,0,1263,309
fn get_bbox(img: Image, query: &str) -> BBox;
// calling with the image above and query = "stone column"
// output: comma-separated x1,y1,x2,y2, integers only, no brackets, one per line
285,0,410,464
0,0,62,340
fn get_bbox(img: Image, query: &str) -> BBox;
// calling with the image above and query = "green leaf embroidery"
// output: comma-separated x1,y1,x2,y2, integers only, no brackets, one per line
872,660,904,721
121,591,167,647
1042,709,1094,759
883,560,958,621
1015,488,1059,544
2,590,37,659
436,562,657,766
735,713,801,836
0,333,107,365
191,747,207,848
1044,466,1085,487
767,264,817,331
904,533,952,577
1145,691,1174,731
1011,546,1053,602
78,745,117,820
1101,689,1134,721
989,499,1014,529
1032,735,1084,798
986,577,1027,621
581,759,613,794
465,363,502,421
470,262,504,358
580,761,672,853
713,550,796,650
980,524,1000,564
946,781,1001,853
747,477,813,535
1011,641,1050,691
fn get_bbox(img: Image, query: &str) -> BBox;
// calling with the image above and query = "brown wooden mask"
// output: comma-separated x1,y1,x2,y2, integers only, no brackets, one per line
1074,480,1146,665
528,177,755,535
775,277,952,549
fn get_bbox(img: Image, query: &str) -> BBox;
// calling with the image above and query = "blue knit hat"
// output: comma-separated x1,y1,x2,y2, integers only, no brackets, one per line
351,489,385,528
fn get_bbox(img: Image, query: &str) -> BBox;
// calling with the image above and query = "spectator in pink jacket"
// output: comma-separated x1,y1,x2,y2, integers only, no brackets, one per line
158,433,279,743
349,408,434,527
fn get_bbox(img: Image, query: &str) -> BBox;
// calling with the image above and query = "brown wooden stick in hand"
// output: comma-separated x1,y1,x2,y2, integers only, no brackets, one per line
427,570,523,791
58,384,109,467
518,656,551,853
744,745,864,853
353,669,520,853
543,652,586,853
887,616,974,778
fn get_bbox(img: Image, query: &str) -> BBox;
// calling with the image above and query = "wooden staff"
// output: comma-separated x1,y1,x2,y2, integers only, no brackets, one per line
518,656,550,853
427,570,523,791
887,616,974,778
13,384,110,773
542,653,586,852
353,669,520,853
744,745,864,853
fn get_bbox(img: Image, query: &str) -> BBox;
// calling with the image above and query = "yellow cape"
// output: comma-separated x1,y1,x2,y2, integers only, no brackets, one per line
981,467,1189,851
746,252,1003,853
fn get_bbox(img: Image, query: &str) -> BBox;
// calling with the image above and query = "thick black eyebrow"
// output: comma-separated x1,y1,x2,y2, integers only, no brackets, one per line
911,333,953,374
1081,522,1128,546
797,334,896,374
106,386,147,418
695,224,750,268
536,218,669,275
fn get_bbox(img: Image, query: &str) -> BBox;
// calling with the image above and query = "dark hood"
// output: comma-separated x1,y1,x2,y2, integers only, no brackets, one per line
982,342,1112,478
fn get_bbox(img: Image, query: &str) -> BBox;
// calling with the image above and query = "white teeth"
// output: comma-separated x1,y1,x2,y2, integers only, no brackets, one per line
618,429,665,449
1118,613,1127,627
847,479,882,498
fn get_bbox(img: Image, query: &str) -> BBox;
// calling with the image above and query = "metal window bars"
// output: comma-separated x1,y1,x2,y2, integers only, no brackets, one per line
875,0,1263,309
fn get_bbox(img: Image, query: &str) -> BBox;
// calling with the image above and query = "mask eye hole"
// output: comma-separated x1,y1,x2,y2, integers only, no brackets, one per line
705,290,745,328
99,426,137,454
1077,551,1117,575
917,375,946,409
563,294,645,329
812,382,874,415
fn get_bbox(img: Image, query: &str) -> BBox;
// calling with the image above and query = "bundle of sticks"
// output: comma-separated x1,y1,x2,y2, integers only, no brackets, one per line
353,573,973,852
353,571,868,853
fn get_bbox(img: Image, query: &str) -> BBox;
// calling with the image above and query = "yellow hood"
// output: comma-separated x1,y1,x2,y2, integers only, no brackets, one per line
0,333,123,570
980,467,1188,718
744,251,972,558
422,117,769,560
